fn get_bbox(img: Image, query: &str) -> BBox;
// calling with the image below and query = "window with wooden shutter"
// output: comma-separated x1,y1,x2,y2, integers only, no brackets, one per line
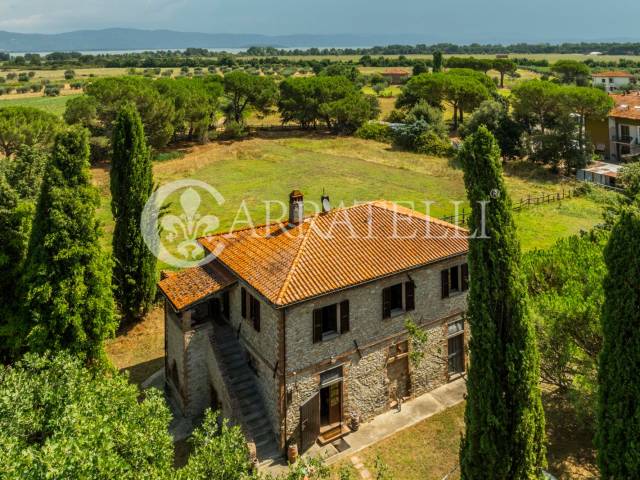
382,287,392,319
340,300,350,333
251,297,260,332
241,287,247,318
461,263,469,291
441,269,450,298
405,281,415,311
313,309,323,343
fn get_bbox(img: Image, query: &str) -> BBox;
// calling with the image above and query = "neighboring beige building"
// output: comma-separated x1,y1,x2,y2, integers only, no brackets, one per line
587,92,640,161
158,192,469,462
591,71,634,92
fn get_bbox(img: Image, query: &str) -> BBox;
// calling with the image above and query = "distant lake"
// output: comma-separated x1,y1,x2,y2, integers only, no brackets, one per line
9,48,248,56
8,46,362,56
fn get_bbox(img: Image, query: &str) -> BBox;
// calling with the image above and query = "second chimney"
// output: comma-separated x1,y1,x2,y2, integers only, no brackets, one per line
289,190,304,225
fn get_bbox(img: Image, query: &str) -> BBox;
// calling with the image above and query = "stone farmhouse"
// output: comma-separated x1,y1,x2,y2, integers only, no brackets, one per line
158,192,469,462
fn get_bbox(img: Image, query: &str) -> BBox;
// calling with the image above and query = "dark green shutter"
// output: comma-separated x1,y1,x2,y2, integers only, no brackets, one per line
382,287,391,319
405,281,415,311
441,270,450,298
340,300,350,333
461,263,469,291
313,309,323,343
241,287,247,318
253,298,261,332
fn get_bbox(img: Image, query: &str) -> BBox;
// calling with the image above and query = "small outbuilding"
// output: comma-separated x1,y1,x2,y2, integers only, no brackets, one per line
577,161,622,189
382,68,410,84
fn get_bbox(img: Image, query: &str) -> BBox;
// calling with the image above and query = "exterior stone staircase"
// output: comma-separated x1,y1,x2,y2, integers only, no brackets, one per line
211,323,281,463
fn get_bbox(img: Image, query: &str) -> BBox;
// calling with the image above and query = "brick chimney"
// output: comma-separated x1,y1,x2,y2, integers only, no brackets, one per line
289,190,304,225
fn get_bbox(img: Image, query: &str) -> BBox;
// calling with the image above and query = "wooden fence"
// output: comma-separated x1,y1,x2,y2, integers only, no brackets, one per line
440,188,576,226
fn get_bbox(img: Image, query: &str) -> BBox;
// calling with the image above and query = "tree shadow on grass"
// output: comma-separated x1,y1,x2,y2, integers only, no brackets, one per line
122,356,164,387
543,388,599,480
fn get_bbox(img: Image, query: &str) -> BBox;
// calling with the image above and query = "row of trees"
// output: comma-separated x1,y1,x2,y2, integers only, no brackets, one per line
60,70,378,153
0,104,156,361
396,69,497,129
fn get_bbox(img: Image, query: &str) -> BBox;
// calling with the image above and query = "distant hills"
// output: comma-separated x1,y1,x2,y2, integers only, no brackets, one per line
0,28,437,53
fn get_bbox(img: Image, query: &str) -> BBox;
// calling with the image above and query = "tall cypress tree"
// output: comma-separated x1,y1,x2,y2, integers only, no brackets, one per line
433,51,443,73
459,127,546,479
110,104,156,323
21,127,115,361
597,208,640,478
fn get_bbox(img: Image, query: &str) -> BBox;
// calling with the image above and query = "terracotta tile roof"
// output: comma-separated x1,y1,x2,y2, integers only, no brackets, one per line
383,68,410,75
158,261,236,311
609,93,640,120
199,201,468,307
592,71,634,78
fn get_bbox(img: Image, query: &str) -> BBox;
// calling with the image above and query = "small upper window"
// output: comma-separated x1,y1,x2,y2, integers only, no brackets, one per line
382,281,415,319
313,300,349,343
441,263,469,298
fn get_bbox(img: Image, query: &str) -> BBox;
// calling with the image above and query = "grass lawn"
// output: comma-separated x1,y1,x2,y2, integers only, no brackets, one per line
331,388,598,480
0,92,79,116
92,133,612,268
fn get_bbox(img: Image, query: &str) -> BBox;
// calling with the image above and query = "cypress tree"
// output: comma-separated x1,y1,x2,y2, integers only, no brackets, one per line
597,208,640,478
433,51,443,73
459,127,546,479
0,146,48,361
21,127,115,361
110,104,156,323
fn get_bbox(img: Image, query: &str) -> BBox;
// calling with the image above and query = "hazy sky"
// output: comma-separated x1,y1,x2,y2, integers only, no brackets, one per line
1,0,639,42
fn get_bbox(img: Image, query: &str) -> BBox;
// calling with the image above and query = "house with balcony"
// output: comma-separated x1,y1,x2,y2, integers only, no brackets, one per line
158,192,469,463
591,71,634,92
587,92,640,162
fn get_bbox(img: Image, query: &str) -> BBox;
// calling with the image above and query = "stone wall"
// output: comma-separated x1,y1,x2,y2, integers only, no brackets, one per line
284,254,467,373
281,254,467,446
227,282,282,438
165,305,216,417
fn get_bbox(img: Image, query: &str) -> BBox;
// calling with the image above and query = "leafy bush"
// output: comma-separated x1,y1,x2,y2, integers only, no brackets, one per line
460,99,524,158
220,120,247,139
44,85,60,96
64,69,75,80
415,130,454,157
0,352,175,478
393,120,431,150
385,109,407,123
523,231,606,421
355,122,394,143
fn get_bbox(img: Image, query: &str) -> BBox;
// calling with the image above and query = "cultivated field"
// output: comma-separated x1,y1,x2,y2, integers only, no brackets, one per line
0,92,79,115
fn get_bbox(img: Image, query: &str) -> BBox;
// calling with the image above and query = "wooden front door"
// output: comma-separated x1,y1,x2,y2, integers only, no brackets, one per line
300,393,320,452
387,356,410,406
320,382,342,427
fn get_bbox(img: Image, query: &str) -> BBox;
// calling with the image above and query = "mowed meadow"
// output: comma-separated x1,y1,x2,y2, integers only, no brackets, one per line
90,132,608,265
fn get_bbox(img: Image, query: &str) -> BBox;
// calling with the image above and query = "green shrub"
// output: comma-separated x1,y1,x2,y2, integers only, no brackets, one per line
43,85,60,96
385,109,406,123
393,120,431,150
415,130,455,157
220,120,247,139
355,122,394,143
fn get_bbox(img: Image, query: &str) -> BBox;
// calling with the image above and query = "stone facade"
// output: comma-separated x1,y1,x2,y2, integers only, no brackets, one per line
166,254,468,452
